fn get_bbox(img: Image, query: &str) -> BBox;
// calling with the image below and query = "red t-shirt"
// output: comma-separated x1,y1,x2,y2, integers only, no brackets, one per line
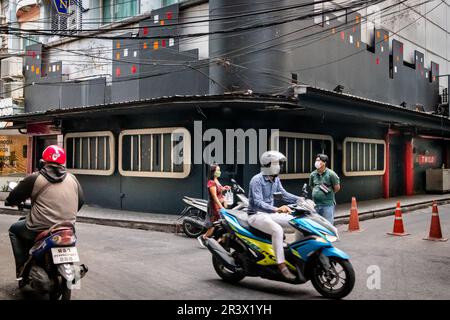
207,179,224,218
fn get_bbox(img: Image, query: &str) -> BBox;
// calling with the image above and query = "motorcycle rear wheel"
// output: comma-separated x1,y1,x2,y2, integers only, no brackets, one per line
49,278,71,300
182,208,206,238
310,256,355,299
212,256,245,283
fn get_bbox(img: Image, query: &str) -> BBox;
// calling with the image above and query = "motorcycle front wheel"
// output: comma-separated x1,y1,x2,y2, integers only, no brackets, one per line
310,256,355,299
182,208,206,238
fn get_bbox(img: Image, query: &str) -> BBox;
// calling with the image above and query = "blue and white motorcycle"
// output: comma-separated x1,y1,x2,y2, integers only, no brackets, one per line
205,184,355,299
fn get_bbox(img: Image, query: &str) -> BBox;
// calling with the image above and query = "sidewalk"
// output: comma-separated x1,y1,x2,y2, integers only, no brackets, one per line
1,193,449,233
335,193,450,223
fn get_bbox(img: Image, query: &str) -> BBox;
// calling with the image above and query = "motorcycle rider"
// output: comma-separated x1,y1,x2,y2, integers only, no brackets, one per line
247,150,300,281
6,145,84,279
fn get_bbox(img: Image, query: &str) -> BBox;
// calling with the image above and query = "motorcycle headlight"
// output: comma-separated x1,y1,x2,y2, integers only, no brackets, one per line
323,233,338,243
313,236,328,243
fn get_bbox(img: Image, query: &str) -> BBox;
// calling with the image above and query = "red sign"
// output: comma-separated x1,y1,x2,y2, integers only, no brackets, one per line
417,155,436,165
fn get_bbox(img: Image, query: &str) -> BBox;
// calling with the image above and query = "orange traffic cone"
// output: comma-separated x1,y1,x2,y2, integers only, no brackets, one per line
387,201,410,236
347,197,362,232
423,201,448,242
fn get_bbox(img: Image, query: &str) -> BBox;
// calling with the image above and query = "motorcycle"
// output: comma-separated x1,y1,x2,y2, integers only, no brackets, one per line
178,179,248,238
204,184,355,299
5,182,88,300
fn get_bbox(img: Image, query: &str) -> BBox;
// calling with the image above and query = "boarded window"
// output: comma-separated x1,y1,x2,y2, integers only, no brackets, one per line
65,131,115,175
271,132,334,179
119,128,191,178
343,138,385,176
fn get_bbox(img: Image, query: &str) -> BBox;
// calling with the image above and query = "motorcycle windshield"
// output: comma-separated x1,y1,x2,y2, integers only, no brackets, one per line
291,212,338,237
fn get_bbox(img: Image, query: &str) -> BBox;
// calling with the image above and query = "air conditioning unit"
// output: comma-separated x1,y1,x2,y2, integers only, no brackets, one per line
0,16,6,51
67,3,81,35
437,103,449,117
0,79,4,98
1,57,23,80
3,81,24,100
0,34,7,50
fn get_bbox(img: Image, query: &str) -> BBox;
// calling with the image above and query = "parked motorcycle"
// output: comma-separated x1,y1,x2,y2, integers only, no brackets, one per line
204,184,355,299
5,182,88,300
179,179,248,238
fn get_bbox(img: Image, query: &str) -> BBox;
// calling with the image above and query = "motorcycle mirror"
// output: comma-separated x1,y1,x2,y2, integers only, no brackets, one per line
38,159,46,170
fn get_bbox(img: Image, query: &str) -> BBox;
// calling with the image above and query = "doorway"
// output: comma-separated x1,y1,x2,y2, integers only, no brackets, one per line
389,136,405,197
33,135,58,171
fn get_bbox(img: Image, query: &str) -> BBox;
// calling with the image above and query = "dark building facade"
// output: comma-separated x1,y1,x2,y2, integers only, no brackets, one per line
2,0,450,215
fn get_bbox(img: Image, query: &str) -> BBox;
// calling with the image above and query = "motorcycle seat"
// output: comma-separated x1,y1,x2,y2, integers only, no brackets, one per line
34,223,75,242
224,209,250,228
224,209,275,241
248,226,273,241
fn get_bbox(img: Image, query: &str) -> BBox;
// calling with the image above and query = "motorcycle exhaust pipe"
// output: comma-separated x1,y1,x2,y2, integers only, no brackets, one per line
205,238,239,272
183,216,207,229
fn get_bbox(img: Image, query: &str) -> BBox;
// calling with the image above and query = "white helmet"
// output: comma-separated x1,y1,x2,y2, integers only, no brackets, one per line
260,150,286,176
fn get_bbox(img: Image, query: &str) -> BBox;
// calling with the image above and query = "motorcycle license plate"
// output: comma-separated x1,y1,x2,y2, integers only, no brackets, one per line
51,247,80,264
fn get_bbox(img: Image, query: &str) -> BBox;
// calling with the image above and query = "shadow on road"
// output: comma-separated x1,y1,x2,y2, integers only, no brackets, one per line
0,281,48,300
204,278,319,300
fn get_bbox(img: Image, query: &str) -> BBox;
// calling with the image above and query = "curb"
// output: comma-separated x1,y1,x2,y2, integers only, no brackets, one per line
0,207,183,234
334,198,450,226
76,216,182,234
1,198,449,233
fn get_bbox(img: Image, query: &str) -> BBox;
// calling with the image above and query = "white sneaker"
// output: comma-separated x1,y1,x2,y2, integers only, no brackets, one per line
197,235,207,249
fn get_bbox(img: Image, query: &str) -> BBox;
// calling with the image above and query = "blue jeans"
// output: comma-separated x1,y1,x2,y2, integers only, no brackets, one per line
316,205,335,225
9,219,39,273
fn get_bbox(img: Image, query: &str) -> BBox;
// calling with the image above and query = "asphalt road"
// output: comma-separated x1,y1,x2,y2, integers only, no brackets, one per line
0,204,449,300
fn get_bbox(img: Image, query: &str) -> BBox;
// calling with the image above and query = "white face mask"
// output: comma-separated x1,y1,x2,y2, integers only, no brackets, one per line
314,161,322,169
271,163,281,175
261,162,281,176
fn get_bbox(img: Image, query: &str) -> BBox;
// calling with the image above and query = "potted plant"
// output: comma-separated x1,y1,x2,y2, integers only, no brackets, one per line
0,183,10,201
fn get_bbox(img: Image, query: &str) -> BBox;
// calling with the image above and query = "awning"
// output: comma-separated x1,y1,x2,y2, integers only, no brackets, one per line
298,86,450,136
1,88,449,136
0,93,302,125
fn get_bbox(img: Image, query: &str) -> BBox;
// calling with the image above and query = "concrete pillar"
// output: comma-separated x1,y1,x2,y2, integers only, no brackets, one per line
38,0,50,44
7,0,20,53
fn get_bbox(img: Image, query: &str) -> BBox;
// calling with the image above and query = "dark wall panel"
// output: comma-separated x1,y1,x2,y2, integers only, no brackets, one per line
210,0,441,111
413,137,445,194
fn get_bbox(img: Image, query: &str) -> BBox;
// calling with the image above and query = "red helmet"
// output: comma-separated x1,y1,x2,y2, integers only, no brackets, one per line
42,145,66,165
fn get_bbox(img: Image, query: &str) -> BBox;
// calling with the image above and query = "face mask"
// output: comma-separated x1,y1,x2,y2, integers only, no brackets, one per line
214,170,221,178
261,163,281,176
271,164,281,175
315,161,322,169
